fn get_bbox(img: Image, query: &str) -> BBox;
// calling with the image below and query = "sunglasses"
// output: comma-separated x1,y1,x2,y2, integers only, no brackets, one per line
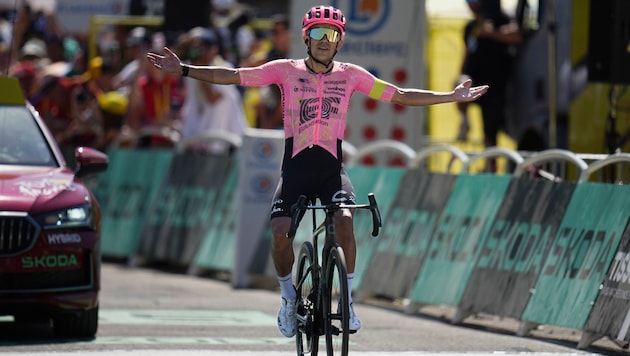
308,28,342,42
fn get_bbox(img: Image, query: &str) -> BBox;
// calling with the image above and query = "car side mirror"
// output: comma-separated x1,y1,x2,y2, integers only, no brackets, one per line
74,147,109,178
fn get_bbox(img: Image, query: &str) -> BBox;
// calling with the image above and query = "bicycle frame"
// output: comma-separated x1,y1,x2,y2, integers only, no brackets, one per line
289,193,382,356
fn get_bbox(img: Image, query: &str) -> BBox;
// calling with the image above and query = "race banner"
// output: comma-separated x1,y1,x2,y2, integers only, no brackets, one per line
95,148,173,259
457,178,576,319
524,183,630,330
584,216,630,344
409,174,511,307
347,165,405,291
137,152,234,266
192,161,240,272
360,169,456,299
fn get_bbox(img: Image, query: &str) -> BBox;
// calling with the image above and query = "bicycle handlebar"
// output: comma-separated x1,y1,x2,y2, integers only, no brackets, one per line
286,193,383,239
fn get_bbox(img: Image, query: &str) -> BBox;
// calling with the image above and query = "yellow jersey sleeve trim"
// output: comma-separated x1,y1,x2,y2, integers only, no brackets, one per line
368,78,389,99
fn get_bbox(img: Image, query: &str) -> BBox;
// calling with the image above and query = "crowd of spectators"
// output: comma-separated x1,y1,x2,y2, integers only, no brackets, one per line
0,1,290,158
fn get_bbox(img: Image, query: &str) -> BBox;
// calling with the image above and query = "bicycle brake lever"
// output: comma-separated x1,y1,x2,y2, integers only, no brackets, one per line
367,193,382,237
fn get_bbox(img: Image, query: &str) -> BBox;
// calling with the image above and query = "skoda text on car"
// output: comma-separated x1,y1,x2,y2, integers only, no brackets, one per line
0,76,108,338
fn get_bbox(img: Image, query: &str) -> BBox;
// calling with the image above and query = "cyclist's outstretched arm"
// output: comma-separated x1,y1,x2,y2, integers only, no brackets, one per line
390,78,488,106
146,46,240,85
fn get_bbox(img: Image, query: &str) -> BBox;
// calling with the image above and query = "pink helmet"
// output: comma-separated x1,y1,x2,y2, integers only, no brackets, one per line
302,5,346,38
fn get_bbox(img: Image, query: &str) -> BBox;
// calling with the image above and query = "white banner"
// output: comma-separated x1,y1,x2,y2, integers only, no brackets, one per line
232,128,284,288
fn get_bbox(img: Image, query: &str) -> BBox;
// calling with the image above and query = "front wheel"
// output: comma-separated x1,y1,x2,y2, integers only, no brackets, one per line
295,241,318,356
323,246,350,355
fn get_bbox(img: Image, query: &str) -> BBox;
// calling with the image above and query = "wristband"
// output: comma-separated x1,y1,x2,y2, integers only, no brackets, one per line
181,64,190,77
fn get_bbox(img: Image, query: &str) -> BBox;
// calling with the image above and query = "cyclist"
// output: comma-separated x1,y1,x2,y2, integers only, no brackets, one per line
147,5,488,338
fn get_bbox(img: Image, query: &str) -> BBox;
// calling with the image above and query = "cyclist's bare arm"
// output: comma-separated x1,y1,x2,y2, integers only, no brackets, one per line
146,47,240,85
390,78,488,106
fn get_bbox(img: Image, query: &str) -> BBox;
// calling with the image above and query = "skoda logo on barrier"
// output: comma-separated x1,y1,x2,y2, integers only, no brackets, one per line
332,0,390,36
252,140,275,161
250,174,274,194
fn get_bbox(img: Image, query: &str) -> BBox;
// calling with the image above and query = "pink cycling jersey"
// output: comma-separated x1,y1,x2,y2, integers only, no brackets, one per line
238,59,397,158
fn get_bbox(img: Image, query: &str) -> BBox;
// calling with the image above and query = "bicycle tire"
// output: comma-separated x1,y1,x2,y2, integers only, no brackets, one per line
295,241,318,356
323,246,350,355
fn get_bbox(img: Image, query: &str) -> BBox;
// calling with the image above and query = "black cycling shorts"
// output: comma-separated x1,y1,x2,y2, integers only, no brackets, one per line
270,139,356,219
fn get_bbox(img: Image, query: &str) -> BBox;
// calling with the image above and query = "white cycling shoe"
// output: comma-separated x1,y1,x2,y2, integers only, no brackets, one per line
349,303,361,331
277,297,297,337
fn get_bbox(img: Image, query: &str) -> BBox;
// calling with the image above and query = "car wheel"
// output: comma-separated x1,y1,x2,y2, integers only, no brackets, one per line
53,306,99,339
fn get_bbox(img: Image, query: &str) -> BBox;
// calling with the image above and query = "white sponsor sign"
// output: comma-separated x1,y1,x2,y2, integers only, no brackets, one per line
233,128,284,288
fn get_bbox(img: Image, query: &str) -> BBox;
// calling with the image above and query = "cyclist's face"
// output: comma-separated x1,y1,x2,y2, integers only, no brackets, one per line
305,25,343,61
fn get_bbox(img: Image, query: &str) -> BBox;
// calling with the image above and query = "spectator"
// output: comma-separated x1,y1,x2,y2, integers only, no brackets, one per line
456,0,522,161
126,41,182,148
112,26,151,94
241,14,290,129
180,27,246,154
97,90,129,150
211,0,255,66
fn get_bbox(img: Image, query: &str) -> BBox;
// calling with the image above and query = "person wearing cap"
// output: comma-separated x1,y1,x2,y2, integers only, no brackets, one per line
147,5,488,337
112,26,151,93
127,35,183,148
179,27,246,154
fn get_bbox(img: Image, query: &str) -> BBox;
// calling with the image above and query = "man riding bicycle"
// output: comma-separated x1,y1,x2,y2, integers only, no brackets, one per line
147,4,488,338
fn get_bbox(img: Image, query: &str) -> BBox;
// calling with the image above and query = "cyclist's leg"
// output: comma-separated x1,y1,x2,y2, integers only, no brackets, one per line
319,167,357,273
271,177,302,338
271,216,294,277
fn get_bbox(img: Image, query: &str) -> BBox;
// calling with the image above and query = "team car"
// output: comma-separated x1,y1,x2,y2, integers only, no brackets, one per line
0,76,108,338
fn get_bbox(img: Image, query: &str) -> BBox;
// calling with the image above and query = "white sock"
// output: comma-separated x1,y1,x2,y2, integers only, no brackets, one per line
277,273,296,300
347,273,354,304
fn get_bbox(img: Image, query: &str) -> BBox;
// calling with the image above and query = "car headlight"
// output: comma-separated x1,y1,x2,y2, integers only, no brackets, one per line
35,204,94,230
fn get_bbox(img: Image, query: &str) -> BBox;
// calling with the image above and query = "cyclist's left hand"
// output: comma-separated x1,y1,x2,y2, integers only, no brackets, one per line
453,79,489,102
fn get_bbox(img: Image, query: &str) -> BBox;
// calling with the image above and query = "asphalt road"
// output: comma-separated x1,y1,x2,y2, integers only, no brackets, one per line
0,261,626,355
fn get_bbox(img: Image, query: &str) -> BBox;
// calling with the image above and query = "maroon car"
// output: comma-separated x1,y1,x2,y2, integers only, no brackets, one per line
0,76,108,338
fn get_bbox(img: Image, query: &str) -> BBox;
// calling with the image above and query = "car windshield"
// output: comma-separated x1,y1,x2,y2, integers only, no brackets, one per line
0,106,56,166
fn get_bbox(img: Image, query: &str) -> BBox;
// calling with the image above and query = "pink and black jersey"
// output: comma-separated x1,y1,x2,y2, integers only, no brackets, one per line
238,59,397,159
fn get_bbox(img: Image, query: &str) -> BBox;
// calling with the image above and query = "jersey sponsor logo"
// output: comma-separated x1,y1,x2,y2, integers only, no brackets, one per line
299,97,341,124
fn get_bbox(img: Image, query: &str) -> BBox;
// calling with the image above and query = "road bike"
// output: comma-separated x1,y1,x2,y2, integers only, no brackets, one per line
287,193,382,355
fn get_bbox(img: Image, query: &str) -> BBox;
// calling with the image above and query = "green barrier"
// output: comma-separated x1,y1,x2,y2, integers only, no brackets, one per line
522,182,630,329
137,153,234,266
360,170,457,299
348,165,405,291
95,148,174,258
408,174,510,306
193,161,240,272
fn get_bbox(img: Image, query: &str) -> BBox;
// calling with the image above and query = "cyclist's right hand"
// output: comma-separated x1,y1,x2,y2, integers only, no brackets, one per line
146,47,183,76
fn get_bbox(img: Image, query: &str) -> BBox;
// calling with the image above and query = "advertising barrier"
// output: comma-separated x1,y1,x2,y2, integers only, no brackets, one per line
95,142,630,350
95,148,173,259
456,178,576,321
408,174,511,307
360,169,456,299
522,183,630,329
136,152,235,267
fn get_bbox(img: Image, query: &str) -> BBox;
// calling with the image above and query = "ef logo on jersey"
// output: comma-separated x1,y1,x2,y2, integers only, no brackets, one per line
299,97,341,124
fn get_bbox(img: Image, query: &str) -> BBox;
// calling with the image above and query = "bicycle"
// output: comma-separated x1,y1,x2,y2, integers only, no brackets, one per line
287,193,382,355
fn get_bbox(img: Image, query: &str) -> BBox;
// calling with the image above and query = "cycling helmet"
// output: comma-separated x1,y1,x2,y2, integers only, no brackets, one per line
302,6,346,38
